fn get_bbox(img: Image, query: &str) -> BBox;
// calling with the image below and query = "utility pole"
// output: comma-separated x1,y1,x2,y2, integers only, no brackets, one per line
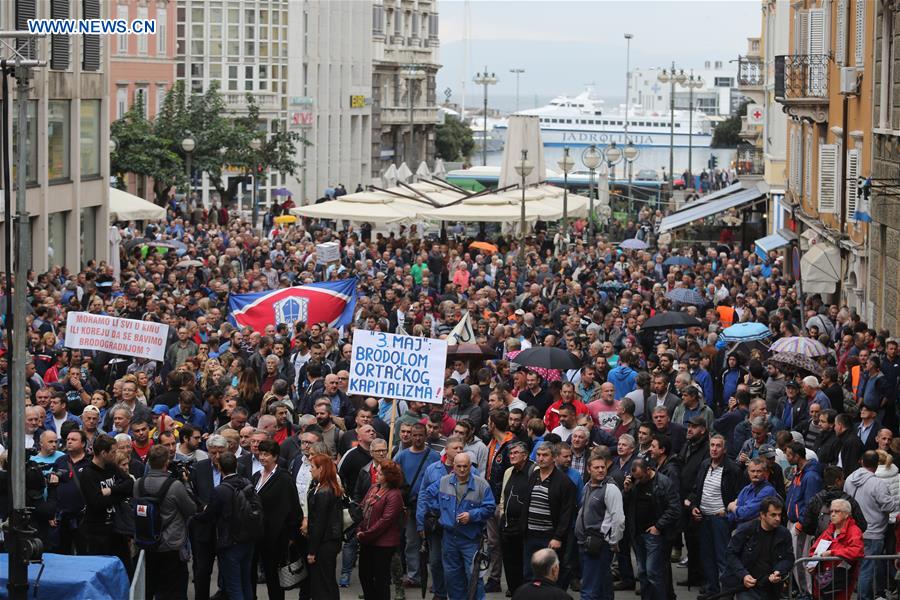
510,68,525,112
1,31,46,600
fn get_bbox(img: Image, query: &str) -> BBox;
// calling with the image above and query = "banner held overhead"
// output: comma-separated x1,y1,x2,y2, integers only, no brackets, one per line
65,312,169,362
348,330,447,404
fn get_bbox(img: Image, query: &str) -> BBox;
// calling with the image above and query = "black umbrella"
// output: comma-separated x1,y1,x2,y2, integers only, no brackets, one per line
512,347,581,370
641,311,704,331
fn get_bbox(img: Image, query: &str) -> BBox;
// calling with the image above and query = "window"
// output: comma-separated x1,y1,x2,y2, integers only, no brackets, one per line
836,0,848,65
817,143,839,213
80,206,97,266
135,87,149,118
845,147,860,220
373,4,384,35
48,101,71,181
879,0,895,128
157,5,167,55
714,77,734,87
116,4,130,54
156,84,167,115
82,0,101,71
50,0,71,69
137,6,148,54
48,212,67,267
80,100,100,177
854,0,865,66
11,100,37,184
116,86,127,119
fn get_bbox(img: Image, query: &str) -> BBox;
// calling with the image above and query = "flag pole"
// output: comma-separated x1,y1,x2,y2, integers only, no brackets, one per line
387,398,399,450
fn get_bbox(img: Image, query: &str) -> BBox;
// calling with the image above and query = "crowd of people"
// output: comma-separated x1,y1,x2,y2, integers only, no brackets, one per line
1,195,899,600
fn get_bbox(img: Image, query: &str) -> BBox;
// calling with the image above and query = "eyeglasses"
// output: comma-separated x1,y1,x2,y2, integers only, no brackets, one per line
371,449,388,454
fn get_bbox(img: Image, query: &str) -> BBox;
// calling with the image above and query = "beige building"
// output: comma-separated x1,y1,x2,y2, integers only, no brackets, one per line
0,0,111,272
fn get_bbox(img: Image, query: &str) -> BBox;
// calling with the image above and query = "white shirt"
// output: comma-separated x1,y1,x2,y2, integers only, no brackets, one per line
700,463,725,516
251,455,263,476
552,424,576,441
295,458,313,514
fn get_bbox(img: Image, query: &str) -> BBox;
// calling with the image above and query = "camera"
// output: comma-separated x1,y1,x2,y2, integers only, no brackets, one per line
168,459,194,482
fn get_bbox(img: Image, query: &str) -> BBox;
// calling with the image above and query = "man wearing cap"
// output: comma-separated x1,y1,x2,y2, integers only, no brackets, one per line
757,444,786,500
728,458,777,525
671,386,714,431
856,404,881,451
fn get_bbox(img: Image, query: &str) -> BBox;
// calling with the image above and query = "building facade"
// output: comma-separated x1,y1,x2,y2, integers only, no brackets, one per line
870,0,900,333
176,0,289,209
777,0,873,315
109,0,177,201
371,0,441,181
0,0,111,273
286,1,372,204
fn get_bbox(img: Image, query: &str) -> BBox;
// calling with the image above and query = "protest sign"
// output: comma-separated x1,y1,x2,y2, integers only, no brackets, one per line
348,330,447,404
65,312,170,362
316,241,340,265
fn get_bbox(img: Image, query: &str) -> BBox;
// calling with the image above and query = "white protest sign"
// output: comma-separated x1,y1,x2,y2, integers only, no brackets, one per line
316,241,340,265
64,312,170,362
348,330,447,404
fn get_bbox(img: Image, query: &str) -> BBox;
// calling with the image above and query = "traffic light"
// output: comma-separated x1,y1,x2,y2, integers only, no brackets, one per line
709,155,718,169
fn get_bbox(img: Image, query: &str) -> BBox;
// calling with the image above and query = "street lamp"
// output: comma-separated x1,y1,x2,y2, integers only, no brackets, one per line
606,142,623,213
250,137,262,229
557,147,575,228
181,133,196,198
624,34,633,141
623,141,640,213
684,70,704,184
514,149,533,268
473,67,498,166
582,145,603,237
510,68,525,112
658,64,687,201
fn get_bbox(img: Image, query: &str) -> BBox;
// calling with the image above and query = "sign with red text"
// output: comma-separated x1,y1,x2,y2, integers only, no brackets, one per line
65,312,169,361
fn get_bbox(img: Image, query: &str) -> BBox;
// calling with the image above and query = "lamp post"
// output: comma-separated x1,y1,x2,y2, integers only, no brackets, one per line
657,64,686,202
514,149,533,268
582,145,603,237
623,141,640,213
510,68,525,112
558,147,575,229
181,133,196,199
606,142,623,212
473,67,498,166
624,33,633,141
684,70,704,184
250,137,262,229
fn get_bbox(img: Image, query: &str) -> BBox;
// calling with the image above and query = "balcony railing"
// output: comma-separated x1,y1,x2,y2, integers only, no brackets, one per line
736,145,765,176
774,54,830,100
738,56,765,87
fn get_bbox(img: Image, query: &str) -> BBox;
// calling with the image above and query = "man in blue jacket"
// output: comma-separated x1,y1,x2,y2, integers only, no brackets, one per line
727,458,777,524
784,441,822,600
419,451,496,600
606,349,638,400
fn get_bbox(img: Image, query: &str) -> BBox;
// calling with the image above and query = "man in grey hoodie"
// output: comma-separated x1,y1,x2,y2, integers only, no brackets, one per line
843,450,897,600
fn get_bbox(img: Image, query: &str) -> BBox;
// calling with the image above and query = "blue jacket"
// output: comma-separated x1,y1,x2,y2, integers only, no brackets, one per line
607,365,638,400
785,459,823,524
395,447,441,501
43,412,82,433
729,480,777,524
416,459,479,531
721,368,743,407
692,368,714,406
418,472,496,540
170,405,207,431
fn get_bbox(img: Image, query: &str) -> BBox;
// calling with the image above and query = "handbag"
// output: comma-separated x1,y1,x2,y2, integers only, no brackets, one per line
278,556,307,590
816,563,851,595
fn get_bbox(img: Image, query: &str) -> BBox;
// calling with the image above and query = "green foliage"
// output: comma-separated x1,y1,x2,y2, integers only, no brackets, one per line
110,81,309,206
711,100,750,148
435,115,474,162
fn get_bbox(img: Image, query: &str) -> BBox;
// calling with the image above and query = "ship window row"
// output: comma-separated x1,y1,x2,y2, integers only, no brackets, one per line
539,118,681,128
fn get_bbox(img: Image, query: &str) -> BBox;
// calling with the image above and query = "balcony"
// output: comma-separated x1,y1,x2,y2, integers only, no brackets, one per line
379,106,440,126
738,56,765,87
739,116,762,142
736,144,765,179
224,93,280,111
774,54,830,123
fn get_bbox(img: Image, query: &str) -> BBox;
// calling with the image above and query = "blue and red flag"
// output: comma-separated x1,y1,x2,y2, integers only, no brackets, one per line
227,278,357,331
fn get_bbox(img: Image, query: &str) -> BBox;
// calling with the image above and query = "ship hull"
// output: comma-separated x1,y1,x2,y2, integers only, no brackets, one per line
494,125,712,149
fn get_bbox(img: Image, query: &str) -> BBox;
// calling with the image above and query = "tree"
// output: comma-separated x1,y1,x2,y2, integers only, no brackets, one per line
110,94,182,203
435,115,474,161
711,100,750,148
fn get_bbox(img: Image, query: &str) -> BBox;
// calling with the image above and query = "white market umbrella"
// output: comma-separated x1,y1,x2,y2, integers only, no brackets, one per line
397,162,413,183
108,226,122,280
290,190,431,225
433,158,447,179
421,192,561,223
499,115,546,189
108,187,166,221
382,163,398,188
415,161,431,182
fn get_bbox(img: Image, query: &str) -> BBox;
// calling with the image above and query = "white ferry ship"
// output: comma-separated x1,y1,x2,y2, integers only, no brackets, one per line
494,89,713,149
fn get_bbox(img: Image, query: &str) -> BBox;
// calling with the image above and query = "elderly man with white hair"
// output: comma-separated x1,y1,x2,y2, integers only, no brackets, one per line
801,375,832,410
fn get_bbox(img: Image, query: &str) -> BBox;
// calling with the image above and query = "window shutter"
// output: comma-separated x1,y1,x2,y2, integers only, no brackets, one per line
805,132,813,199
15,0,37,60
845,148,860,220
798,10,810,55
50,0,70,70
818,144,839,213
82,0,100,71
790,129,799,193
854,0,865,66
836,0,848,65
808,8,826,55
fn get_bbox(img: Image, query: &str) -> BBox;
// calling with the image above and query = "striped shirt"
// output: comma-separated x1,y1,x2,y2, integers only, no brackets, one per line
700,464,725,516
527,478,554,532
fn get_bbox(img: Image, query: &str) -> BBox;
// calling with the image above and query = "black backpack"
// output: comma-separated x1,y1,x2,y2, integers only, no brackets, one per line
229,480,265,544
133,477,176,550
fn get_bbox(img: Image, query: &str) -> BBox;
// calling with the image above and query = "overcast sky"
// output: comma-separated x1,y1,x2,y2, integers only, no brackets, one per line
437,0,761,103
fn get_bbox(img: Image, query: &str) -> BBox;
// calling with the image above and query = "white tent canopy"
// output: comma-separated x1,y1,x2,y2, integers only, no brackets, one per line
290,182,463,224
382,163,398,188
396,162,413,183
109,188,166,221
415,161,431,181
499,115,545,189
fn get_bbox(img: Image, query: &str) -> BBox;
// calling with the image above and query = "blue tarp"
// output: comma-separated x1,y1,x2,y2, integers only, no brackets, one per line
0,553,129,599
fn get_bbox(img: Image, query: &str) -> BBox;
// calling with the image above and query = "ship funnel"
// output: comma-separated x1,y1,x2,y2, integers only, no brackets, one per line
499,115,546,189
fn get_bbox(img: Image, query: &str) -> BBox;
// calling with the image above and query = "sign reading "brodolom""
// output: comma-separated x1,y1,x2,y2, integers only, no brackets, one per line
348,330,447,404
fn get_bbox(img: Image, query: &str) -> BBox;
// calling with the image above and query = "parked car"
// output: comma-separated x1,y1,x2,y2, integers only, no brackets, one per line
635,169,659,181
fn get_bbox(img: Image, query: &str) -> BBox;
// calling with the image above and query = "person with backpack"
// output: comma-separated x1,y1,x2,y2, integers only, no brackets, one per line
575,453,625,600
133,444,198,600
197,451,260,600
251,439,301,600
801,465,868,540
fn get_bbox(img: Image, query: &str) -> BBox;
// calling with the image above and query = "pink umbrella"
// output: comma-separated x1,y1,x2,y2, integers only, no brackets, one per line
506,349,562,382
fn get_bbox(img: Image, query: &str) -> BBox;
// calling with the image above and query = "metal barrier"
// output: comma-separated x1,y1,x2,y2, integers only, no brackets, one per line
129,550,146,600
787,553,899,600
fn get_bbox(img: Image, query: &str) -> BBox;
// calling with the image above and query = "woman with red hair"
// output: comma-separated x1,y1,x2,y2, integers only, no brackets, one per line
356,461,405,600
307,454,343,599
